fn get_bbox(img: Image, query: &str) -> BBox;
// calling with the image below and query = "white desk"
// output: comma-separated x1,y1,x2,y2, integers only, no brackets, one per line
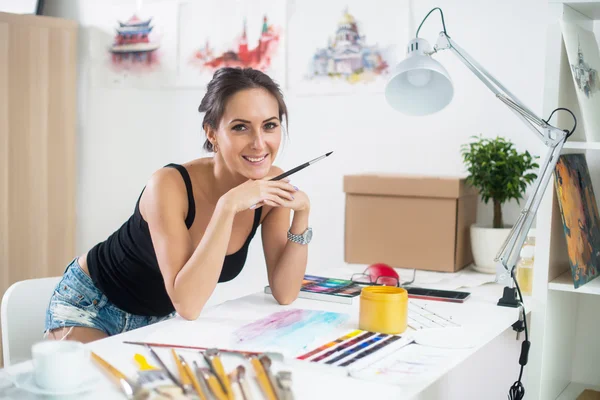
0,276,527,400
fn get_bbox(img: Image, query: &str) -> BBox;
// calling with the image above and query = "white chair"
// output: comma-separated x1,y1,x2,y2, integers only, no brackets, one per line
1,276,61,367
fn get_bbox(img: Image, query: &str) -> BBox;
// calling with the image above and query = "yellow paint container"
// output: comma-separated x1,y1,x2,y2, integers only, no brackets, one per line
359,286,408,334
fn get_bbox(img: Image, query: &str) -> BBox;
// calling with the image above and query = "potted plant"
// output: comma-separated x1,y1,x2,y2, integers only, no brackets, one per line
461,135,539,273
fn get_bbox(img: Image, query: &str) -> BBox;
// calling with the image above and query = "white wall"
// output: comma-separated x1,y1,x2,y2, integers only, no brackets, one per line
44,0,549,304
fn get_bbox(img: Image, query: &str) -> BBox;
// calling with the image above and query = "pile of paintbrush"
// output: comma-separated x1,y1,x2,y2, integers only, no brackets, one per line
117,341,295,400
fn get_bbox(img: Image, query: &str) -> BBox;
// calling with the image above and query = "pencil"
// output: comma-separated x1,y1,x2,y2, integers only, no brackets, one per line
270,151,333,181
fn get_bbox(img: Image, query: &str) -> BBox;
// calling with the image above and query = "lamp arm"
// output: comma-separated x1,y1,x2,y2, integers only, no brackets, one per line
432,32,568,277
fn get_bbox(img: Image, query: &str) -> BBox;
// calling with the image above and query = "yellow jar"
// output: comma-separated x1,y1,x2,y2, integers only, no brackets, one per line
359,286,408,334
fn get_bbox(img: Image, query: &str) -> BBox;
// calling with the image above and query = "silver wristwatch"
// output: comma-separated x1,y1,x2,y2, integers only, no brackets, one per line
287,227,313,245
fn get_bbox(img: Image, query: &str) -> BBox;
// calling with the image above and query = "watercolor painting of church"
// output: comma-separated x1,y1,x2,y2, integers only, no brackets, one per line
308,9,389,84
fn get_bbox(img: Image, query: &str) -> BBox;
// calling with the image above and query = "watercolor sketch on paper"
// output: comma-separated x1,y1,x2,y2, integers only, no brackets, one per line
554,154,600,289
177,0,286,88
87,1,178,88
287,0,404,94
307,8,390,84
232,309,349,355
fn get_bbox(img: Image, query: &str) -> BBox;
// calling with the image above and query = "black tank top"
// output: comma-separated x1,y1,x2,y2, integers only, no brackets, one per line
86,163,262,316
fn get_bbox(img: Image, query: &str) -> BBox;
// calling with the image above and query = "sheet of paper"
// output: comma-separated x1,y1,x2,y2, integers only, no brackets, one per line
348,342,466,385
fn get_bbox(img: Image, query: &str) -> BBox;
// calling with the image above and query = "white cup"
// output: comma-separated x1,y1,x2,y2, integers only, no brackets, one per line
31,340,90,392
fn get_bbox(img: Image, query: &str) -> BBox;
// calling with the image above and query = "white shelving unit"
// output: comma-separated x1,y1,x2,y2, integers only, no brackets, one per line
528,2,600,399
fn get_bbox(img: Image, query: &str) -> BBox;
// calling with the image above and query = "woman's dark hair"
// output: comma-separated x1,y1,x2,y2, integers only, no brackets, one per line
198,67,288,152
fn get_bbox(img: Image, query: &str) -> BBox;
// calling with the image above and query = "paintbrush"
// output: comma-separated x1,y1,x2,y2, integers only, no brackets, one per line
248,355,278,400
202,349,233,400
179,354,207,400
91,351,148,400
270,151,333,181
259,355,283,400
146,345,186,394
123,341,283,360
134,353,183,398
198,366,228,400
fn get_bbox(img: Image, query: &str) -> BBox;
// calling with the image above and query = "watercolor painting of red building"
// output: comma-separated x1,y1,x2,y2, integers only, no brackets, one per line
109,14,161,71
189,15,281,72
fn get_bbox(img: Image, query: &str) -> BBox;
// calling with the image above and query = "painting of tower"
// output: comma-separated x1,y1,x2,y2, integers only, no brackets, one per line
109,14,161,70
177,0,286,88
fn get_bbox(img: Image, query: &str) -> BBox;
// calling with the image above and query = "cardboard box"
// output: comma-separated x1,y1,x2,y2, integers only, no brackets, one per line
343,174,478,273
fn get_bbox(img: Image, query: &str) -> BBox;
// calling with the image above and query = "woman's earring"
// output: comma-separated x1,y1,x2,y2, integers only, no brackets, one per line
213,143,219,153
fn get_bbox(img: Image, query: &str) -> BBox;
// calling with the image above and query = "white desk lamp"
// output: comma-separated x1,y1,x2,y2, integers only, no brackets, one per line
385,8,577,400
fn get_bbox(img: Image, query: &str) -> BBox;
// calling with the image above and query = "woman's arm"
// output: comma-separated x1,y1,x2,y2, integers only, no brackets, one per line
261,192,310,305
142,168,236,320
142,168,297,320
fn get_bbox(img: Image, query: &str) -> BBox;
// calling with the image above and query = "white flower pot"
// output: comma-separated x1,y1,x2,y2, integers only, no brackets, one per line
470,225,512,274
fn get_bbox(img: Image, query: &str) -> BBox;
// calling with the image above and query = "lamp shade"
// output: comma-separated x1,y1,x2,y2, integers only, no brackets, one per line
385,38,454,115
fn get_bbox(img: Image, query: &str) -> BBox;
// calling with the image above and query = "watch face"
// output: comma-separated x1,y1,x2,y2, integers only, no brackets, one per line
304,228,313,243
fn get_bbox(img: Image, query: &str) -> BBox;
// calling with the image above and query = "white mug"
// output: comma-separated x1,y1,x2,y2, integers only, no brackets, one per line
31,340,90,392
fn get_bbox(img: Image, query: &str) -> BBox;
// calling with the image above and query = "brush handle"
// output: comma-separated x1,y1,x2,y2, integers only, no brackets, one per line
91,352,128,381
171,349,192,387
249,356,278,400
210,356,234,400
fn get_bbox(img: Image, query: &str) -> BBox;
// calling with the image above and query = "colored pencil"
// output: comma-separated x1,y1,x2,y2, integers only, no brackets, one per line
296,330,364,360
123,340,270,356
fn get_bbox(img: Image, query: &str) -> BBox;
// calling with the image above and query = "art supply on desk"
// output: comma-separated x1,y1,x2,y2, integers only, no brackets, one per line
264,275,363,304
179,354,207,400
124,341,283,360
405,287,471,303
275,371,294,400
146,346,186,393
134,353,183,397
171,349,192,395
228,365,253,400
91,351,145,400
269,151,333,181
248,355,278,400
359,286,408,334
203,348,233,400
198,366,228,400
265,275,363,304
296,330,363,360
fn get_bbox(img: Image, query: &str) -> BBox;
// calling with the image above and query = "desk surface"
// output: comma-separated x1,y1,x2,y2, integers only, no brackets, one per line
0,271,524,400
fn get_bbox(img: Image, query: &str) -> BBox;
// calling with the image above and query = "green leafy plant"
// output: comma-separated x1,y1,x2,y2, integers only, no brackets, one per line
461,135,539,229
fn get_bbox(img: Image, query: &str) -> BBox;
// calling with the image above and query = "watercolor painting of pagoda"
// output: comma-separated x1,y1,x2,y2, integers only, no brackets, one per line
307,8,389,84
109,14,161,71
189,15,281,73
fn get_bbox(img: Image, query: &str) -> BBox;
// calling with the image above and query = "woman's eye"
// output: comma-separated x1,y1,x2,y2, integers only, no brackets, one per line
264,122,278,130
232,124,247,131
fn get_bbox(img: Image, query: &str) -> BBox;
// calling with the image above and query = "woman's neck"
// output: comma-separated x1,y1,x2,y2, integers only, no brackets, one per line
210,155,246,202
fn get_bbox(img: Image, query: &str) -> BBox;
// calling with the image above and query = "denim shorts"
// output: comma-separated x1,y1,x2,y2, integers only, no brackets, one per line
44,258,175,336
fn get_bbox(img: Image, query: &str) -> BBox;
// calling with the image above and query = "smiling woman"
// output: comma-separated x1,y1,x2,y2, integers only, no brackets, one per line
44,67,312,343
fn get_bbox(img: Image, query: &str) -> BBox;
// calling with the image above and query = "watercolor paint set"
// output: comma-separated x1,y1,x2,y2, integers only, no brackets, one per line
264,275,364,304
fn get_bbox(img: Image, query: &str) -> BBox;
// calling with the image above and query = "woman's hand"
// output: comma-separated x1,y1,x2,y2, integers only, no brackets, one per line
259,188,310,212
219,178,298,213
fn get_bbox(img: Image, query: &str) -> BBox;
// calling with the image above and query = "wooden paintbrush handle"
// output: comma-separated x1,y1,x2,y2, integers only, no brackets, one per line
91,351,128,381
250,356,278,400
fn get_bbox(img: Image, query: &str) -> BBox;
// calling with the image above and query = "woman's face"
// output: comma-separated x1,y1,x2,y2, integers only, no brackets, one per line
210,88,282,180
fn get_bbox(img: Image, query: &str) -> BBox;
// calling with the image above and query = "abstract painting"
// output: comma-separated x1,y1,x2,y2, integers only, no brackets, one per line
232,309,349,355
287,1,406,94
560,21,600,142
177,0,286,88
554,154,600,288
87,0,178,88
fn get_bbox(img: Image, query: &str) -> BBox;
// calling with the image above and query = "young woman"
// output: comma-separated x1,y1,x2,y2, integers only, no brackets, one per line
45,67,311,343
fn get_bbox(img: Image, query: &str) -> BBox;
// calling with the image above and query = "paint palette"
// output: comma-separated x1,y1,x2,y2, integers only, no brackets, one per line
265,275,363,304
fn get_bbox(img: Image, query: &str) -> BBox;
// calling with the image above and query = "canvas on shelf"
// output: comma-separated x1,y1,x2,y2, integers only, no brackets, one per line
554,154,600,289
560,20,600,142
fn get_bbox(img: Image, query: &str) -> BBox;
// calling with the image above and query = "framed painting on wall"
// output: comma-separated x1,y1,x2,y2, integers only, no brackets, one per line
176,0,286,89
287,0,406,95
554,153,600,289
87,0,179,88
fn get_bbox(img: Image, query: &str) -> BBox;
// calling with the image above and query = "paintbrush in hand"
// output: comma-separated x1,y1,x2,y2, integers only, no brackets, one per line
270,151,333,181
